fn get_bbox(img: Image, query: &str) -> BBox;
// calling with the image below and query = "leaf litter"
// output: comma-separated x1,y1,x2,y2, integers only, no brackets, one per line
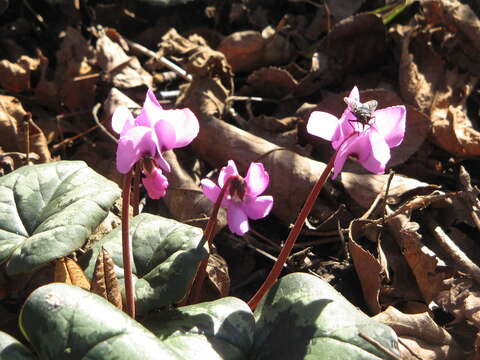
1,0,480,357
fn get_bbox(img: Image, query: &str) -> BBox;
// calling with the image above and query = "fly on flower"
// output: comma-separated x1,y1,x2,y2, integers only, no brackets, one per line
307,86,406,179
344,97,378,129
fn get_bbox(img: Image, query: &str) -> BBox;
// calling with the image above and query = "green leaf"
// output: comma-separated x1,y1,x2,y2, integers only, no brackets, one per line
0,161,120,275
19,283,181,360
253,273,400,360
143,297,255,360
0,331,37,360
80,213,207,314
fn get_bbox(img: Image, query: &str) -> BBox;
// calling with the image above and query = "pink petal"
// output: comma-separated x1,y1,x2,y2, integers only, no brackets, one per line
372,106,406,148
154,152,171,173
153,118,177,152
242,195,273,220
332,132,371,179
358,129,391,174
201,178,221,203
111,106,135,136
245,162,269,196
116,127,157,173
331,110,357,150
136,89,163,128
142,168,169,199
157,109,199,149
307,112,340,141
227,203,249,235
218,160,239,188
347,86,360,102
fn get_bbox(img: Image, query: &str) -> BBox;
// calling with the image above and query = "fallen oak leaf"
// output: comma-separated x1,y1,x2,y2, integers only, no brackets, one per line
90,247,122,310
54,257,90,291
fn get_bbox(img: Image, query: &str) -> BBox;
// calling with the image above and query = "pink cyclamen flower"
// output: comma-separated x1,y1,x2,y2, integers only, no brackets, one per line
307,86,406,179
111,89,199,198
201,160,274,235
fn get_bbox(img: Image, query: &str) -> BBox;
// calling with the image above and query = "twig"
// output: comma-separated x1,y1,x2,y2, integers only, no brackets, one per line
424,212,480,285
52,124,99,151
23,113,31,165
125,39,192,82
361,171,395,220
92,103,118,143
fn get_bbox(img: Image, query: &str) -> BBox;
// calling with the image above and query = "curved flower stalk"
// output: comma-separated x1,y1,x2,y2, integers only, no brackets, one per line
188,160,273,304
248,86,406,310
307,86,406,178
112,89,199,318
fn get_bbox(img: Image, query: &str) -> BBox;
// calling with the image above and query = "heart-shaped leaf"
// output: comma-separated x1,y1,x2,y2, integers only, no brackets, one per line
143,297,255,360
0,331,37,360
19,283,181,359
80,213,207,314
0,161,120,275
253,273,400,360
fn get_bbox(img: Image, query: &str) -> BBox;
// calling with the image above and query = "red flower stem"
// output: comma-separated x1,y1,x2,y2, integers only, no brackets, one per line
122,170,135,318
247,154,336,310
188,177,234,304
132,162,141,216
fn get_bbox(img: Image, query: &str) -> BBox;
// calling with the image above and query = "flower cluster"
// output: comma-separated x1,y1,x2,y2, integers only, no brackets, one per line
307,86,406,178
112,89,199,198
201,161,274,235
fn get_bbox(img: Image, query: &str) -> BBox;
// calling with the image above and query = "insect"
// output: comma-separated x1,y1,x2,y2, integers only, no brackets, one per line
343,97,378,129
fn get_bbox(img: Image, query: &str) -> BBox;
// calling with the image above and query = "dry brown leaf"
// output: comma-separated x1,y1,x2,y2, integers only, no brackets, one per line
325,0,365,22
348,236,382,314
430,70,480,156
0,95,51,164
96,32,153,89
374,306,465,360
205,253,230,299
55,27,96,111
314,13,386,86
90,247,122,310
0,55,40,92
242,66,298,99
54,257,90,291
217,28,294,73
342,173,438,209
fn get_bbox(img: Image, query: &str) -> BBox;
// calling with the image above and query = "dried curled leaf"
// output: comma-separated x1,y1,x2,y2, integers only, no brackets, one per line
90,247,122,310
206,253,230,299
0,56,40,92
54,257,90,291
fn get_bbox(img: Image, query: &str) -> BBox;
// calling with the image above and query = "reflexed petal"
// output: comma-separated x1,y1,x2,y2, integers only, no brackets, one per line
201,178,221,203
116,127,156,173
306,112,339,141
153,118,177,152
332,109,357,149
242,195,273,220
218,160,239,188
347,86,360,102
372,106,406,148
227,203,249,235
154,152,171,173
245,162,269,196
359,130,391,174
111,106,135,135
142,168,169,199
136,89,164,128
332,133,369,179
156,108,199,149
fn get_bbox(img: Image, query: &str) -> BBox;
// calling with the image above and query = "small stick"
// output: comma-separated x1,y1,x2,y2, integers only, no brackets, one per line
92,103,118,143
125,39,192,82
23,113,31,165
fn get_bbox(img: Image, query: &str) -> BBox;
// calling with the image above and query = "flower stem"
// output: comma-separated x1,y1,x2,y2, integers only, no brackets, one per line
132,162,141,216
122,170,135,318
188,177,234,304
247,154,336,310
